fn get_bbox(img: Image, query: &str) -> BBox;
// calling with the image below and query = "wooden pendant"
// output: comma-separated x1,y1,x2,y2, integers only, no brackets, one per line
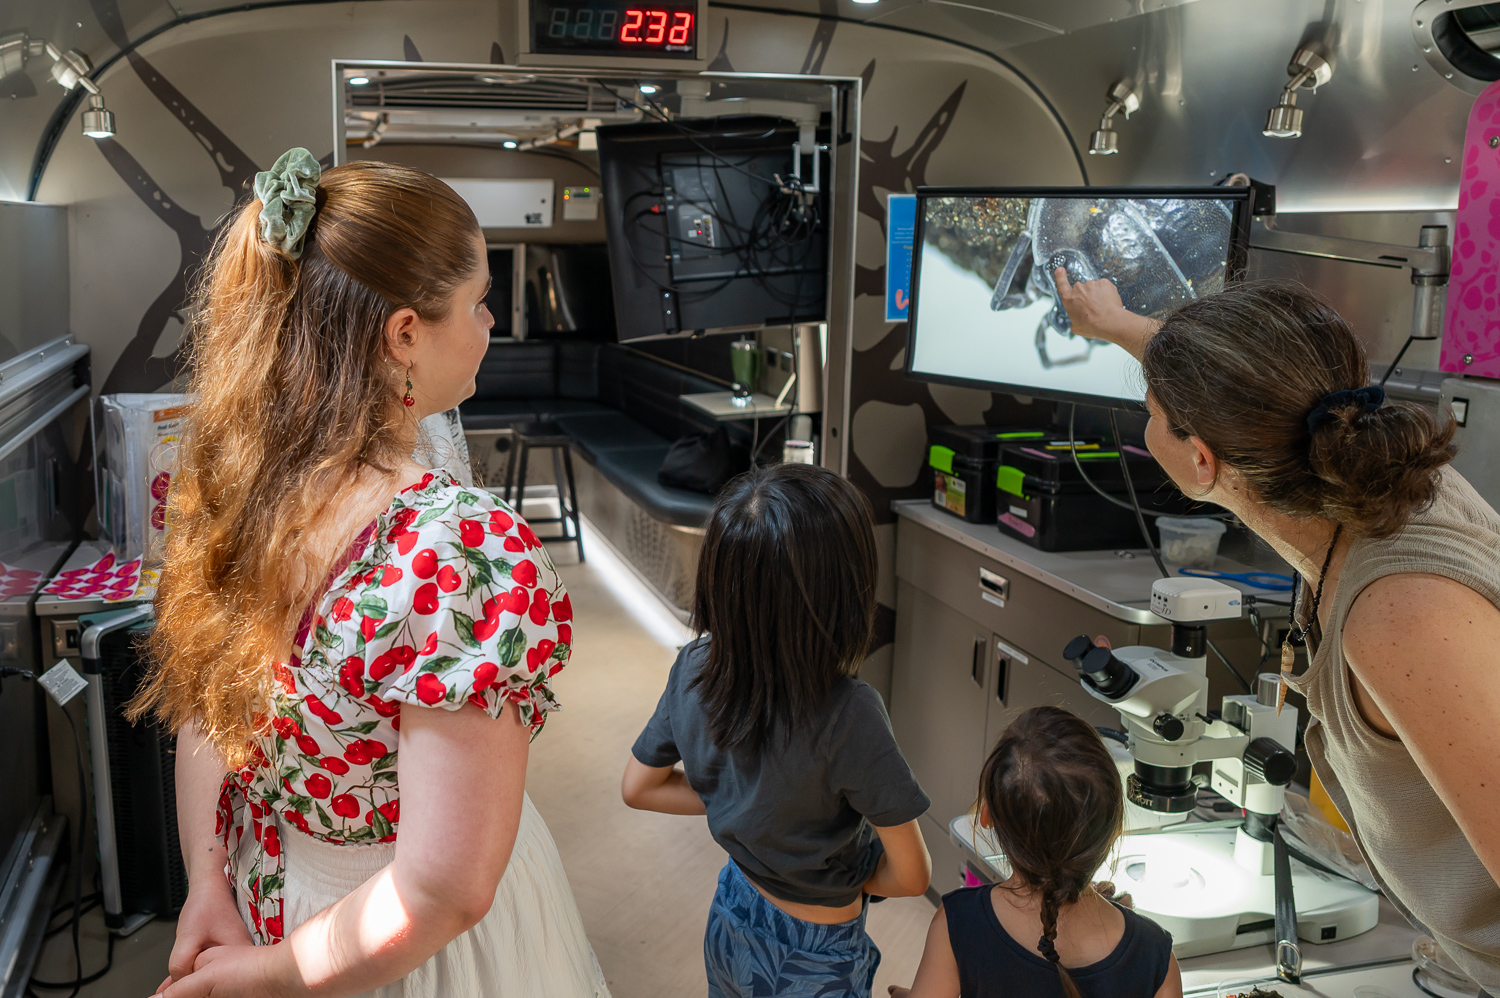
1277,641,1295,715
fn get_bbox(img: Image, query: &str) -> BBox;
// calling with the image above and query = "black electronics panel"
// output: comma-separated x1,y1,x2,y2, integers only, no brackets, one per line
598,117,828,341
527,0,698,59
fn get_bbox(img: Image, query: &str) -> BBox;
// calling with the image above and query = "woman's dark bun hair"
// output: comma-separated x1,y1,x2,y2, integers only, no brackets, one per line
1143,282,1456,539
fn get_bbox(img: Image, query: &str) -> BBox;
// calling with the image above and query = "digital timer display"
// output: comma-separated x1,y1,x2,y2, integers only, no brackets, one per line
529,0,699,59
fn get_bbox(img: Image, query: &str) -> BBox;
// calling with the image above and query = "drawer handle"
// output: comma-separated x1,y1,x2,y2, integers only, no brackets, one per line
979,566,1009,608
995,655,1008,705
971,636,985,687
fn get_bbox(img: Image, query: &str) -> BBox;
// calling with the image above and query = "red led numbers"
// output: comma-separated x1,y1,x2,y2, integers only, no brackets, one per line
645,9,667,42
618,8,693,45
620,9,644,41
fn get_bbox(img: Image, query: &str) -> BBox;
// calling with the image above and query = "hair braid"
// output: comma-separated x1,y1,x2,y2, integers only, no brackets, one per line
1037,883,1083,998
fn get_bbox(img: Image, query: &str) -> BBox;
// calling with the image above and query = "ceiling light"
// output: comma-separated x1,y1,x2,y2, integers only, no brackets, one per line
1088,80,1139,156
851,0,880,5
638,84,658,95
81,93,114,138
348,76,370,86
503,140,518,149
1264,47,1332,138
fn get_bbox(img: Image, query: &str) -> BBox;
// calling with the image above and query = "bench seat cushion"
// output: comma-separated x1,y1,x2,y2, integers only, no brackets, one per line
589,444,718,528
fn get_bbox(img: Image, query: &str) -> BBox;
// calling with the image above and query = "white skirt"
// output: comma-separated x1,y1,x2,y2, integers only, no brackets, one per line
237,793,610,998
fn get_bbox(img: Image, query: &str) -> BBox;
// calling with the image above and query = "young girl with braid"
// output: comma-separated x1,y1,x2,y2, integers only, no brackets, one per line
890,707,1181,998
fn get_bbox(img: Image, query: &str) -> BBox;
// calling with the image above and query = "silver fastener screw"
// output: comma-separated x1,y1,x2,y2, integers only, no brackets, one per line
1465,353,1474,365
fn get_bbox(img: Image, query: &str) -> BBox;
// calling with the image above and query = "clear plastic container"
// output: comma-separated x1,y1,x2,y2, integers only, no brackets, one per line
1156,516,1226,569
97,393,190,565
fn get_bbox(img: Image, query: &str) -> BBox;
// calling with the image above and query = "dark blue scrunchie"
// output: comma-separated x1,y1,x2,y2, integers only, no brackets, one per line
1306,385,1385,434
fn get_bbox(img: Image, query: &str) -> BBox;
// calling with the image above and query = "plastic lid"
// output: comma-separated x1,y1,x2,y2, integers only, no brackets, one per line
1156,516,1227,536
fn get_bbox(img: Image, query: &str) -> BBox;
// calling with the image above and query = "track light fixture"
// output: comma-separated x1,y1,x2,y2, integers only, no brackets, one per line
1088,81,1139,156
0,32,115,139
1263,47,1332,139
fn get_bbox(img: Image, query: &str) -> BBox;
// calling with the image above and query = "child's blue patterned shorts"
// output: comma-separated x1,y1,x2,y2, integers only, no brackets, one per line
703,859,881,998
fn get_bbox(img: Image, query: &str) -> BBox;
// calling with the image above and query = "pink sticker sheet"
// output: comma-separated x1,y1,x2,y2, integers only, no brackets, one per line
41,552,144,603
0,562,44,599
1443,79,1500,378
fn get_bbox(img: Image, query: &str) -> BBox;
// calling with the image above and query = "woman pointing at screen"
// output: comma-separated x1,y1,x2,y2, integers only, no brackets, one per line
1054,270,1500,992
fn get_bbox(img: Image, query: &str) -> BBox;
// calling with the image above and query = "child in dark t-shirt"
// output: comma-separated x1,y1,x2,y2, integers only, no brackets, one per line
623,463,932,998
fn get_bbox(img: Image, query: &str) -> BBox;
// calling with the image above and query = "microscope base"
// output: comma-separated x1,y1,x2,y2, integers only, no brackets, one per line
1100,825,1380,959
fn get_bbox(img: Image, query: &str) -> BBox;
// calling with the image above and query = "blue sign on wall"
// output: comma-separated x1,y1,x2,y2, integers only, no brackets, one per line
885,193,917,323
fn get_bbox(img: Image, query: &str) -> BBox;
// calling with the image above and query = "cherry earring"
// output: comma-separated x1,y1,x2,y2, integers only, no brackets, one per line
403,368,415,408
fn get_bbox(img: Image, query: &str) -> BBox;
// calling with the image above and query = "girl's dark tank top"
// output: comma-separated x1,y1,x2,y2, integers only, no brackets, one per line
944,886,1173,998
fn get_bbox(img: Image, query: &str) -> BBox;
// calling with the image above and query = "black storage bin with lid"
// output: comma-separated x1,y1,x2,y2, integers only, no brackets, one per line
993,441,1184,551
928,426,1063,523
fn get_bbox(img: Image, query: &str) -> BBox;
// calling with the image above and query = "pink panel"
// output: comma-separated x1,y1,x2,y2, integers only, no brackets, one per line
1443,81,1500,377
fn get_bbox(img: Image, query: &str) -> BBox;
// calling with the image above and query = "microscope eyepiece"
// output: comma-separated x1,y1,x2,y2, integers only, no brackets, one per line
1063,639,1137,699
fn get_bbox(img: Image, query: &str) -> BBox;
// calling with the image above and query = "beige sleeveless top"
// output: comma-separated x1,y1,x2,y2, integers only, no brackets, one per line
1288,466,1500,989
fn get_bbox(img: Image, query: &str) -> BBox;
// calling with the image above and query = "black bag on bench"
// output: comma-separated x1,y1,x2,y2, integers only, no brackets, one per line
658,426,746,495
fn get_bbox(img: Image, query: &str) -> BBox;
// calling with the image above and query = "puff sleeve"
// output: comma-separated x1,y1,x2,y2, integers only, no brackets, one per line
349,484,573,732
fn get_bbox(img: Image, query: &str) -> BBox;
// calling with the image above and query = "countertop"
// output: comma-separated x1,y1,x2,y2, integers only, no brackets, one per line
893,499,1291,625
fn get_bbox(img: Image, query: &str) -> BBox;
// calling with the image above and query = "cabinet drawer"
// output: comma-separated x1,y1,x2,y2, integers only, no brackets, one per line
890,582,992,828
896,517,1141,666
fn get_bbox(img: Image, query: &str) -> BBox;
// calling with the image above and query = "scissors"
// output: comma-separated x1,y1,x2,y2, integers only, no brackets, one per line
1178,567,1294,591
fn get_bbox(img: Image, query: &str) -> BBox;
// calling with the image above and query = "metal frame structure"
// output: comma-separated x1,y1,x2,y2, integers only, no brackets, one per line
329,59,861,474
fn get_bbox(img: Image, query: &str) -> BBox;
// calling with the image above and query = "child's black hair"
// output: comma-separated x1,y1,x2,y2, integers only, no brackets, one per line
980,706,1125,998
689,463,877,754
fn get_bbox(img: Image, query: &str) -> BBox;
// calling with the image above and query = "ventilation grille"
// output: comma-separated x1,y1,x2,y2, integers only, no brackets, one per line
349,74,626,115
98,622,187,918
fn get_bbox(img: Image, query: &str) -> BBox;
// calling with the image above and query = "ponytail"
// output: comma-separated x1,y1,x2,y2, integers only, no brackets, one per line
130,161,481,766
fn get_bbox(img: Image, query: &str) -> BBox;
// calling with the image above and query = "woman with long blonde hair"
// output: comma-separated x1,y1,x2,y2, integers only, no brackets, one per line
136,149,609,998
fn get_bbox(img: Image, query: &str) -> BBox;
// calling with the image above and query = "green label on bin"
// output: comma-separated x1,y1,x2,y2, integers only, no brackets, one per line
996,465,1028,498
994,431,1045,440
929,445,955,474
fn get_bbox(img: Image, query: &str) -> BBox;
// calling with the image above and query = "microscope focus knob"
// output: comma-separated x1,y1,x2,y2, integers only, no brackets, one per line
1152,713,1186,741
1244,737,1297,787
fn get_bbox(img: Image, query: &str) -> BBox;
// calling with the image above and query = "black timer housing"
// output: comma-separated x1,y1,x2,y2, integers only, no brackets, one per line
518,0,709,68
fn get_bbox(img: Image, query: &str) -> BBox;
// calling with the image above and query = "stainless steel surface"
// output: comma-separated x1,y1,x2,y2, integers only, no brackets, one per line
1413,0,1500,96
83,674,120,920
1441,376,1500,512
1247,210,1460,377
0,805,64,998
0,204,68,365
1249,216,1451,344
680,390,794,421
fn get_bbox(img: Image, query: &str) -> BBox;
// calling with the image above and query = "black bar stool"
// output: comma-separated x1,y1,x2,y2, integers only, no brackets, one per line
503,419,584,562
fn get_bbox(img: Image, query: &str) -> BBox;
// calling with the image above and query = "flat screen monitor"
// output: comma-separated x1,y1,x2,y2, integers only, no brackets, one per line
905,187,1253,408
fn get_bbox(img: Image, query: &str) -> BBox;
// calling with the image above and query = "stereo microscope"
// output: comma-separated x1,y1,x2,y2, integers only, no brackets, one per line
1062,578,1377,967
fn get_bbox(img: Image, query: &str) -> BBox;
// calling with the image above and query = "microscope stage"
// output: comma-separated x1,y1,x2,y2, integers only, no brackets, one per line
1101,826,1380,959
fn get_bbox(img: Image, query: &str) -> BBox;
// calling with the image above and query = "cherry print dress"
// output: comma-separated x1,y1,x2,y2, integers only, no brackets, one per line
218,469,609,998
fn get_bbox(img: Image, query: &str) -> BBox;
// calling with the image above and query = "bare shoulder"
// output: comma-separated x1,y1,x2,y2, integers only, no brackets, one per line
1344,572,1500,669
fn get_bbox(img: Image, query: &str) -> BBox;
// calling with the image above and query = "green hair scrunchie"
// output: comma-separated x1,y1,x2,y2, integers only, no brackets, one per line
253,147,322,260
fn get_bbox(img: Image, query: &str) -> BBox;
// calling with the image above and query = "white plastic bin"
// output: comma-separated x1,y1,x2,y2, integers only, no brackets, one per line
1156,516,1226,569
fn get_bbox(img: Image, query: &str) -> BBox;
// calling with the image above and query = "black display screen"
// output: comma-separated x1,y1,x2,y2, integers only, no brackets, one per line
529,0,698,59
